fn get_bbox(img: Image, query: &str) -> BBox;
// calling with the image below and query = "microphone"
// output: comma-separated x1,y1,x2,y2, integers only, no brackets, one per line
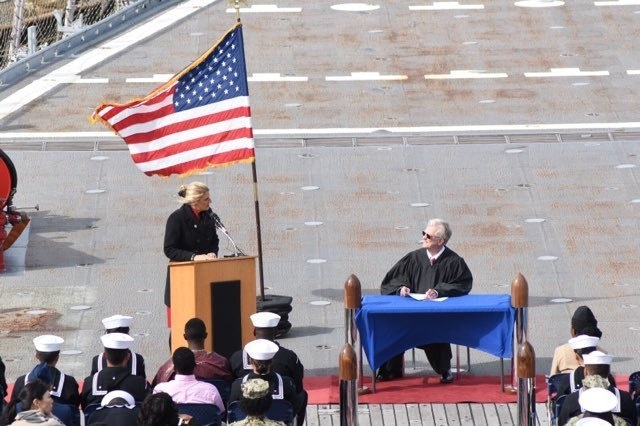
209,211,227,233
209,210,245,256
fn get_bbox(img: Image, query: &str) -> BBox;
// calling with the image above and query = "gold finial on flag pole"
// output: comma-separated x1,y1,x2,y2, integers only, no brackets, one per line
229,0,246,22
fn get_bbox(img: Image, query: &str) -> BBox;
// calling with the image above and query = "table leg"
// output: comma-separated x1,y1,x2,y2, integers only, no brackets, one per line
455,344,460,379
467,346,471,372
372,372,376,393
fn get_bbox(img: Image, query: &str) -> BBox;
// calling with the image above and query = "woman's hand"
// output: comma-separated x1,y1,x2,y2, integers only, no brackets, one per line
194,253,217,261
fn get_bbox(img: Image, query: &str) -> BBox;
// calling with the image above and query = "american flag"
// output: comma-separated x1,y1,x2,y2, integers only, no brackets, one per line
92,23,255,177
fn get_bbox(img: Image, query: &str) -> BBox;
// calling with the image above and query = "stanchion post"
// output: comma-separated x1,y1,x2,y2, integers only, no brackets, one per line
505,272,528,394
517,341,536,426
339,343,358,426
343,274,370,395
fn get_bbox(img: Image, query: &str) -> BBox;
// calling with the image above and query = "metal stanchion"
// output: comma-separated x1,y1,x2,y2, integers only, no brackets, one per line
343,274,371,395
517,341,537,426
339,343,358,426
505,272,528,394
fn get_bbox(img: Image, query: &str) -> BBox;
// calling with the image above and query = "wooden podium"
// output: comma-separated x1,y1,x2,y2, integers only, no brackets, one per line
169,256,256,358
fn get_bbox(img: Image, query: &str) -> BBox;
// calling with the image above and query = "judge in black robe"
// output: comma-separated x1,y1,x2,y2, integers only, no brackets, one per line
379,219,473,383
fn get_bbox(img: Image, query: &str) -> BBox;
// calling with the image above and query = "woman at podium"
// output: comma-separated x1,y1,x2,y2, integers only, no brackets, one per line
163,182,220,325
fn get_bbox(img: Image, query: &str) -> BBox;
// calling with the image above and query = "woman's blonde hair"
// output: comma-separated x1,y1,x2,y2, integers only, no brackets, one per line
178,182,209,205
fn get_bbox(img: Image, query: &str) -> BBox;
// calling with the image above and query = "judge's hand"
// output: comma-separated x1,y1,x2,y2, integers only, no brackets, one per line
399,286,411,297
425,289,439,299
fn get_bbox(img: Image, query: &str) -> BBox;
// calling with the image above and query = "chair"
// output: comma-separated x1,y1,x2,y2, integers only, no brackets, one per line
52,402,80,426
177,403,221,426
547,373,570,426
201,378,231,407
555,394,568,426
227,400,294,426
82,403,102,425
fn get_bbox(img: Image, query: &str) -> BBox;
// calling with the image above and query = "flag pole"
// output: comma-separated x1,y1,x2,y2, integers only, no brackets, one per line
234,0,266,302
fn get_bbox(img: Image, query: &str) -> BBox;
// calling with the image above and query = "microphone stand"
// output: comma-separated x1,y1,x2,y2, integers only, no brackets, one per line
217,226,245,257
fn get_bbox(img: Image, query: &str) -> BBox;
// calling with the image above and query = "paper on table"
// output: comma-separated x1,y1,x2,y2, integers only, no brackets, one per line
408,293,448,302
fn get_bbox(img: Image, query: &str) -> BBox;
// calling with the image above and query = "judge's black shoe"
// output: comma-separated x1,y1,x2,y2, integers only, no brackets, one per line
440,372,454,384
376,370,402,381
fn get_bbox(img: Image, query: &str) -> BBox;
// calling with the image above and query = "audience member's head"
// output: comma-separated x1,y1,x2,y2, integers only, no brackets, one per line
183,318,207,344
251,312,280,340
3,379,52,424
568,335,600,359
138,392,180,426
571,306,602,338
172,347,196,376
239,378,273,417
577,387,617,425
101,333,134,367
33,335,63,365
583,351,612,381
102,314,133,334
101,390,135,408
245,339,278,375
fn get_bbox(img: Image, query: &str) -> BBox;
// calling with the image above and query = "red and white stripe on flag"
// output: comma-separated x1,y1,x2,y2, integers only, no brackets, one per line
92,23,255,177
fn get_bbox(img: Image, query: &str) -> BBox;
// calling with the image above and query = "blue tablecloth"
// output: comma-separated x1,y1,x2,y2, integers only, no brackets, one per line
355,294,516,371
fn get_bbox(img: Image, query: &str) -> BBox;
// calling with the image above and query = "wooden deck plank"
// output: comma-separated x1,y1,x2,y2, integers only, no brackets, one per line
393,404,409,424
367,404,384,426
469,403,489,426
495,403,515,425
432,403,448,426
444,403,462,425
418,403,434,424
380,403,396,425
405,403,422,424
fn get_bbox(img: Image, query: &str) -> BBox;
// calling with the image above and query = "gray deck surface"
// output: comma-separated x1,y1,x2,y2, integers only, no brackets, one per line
1,0,639,424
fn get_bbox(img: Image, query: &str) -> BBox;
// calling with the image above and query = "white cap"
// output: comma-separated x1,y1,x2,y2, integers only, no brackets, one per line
576,418,615,426
102,315,133,330
101,333,134,350
101,390,135,407
582,350,613,365
245,339,278,361
569,335,600,350
33,335,64,352
578,387,618,413
250,312,281,328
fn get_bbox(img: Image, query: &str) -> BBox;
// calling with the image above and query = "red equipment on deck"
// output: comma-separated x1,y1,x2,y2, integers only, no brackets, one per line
0,149,29,271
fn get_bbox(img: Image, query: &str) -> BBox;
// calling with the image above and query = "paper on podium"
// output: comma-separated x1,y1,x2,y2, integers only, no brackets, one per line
408,293,448,302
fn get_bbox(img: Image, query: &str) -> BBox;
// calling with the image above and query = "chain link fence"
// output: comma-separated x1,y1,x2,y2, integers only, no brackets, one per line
0,0,129,68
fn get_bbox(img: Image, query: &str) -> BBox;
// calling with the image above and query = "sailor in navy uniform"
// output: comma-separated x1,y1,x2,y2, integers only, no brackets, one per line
229,339,306,426
230,312,305,393
10,335,80,407
90,315,146,379
81,333,149,409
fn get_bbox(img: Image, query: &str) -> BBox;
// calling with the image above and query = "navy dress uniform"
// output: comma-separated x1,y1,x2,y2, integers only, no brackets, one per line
10,335,80,407
91,315,146,379
229,339,306,426
86,390,139,426
81,333,149,409
230,312,305,392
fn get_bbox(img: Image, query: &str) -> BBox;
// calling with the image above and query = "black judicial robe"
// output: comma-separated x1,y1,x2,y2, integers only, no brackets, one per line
90,350,146,380
81,367,149,409
230,343,305,392
380,246,473,297
11,366,80,406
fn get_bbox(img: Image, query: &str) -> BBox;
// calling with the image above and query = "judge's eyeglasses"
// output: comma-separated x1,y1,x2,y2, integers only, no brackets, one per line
422,231,441,240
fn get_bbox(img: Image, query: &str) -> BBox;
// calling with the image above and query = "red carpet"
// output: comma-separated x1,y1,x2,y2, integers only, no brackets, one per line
304,375,630,404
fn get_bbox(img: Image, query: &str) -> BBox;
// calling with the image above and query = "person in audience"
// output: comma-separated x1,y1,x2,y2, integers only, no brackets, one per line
10,335,80,407
229,378,285,426
377,218,473,384
0,354,7,413
229,339,306,426
230,312,305,392
153,347,225,414
551,306,603,375
566,387,625,425
153,317,232,385
86,390,138,426
556,335,616,396
558,351,636,426
137,392,196,426
90,314,146,379
81,333,149,409
3,379,64,425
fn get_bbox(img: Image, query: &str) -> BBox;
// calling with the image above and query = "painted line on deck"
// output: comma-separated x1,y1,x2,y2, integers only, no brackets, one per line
225,4,302,13
594,0,640,5
326,72,408,81
524,68,609,77
3,122,640,141
249,73,308,82
424,70,508,79
409,2,484,11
